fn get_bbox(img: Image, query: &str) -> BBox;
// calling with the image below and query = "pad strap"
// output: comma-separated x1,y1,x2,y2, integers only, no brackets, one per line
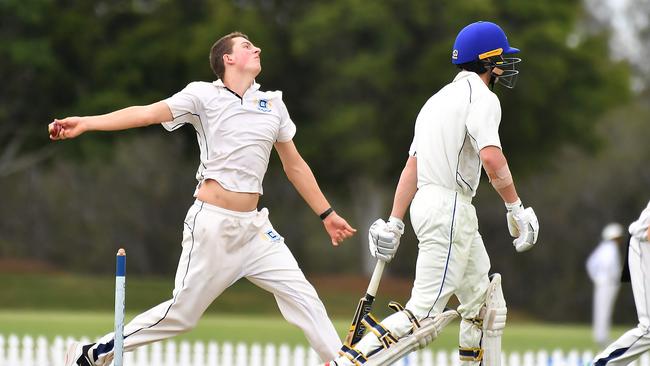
388,301,421,329
459,347,484,361
361,314,398,349
388,300,405,312
464,316,483,328
339,345,367,365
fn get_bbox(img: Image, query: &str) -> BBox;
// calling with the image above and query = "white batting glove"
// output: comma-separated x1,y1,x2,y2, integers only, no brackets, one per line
505,199,539,252
368,217,405,262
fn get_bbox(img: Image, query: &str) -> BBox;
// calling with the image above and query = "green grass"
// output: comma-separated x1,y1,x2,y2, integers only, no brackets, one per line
0,310,627,352
0,272,630,352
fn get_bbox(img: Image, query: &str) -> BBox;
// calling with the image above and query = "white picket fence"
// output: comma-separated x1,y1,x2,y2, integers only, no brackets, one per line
1,334,649,366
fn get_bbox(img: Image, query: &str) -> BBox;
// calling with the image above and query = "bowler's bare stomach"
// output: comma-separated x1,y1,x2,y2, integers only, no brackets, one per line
196,179,259,212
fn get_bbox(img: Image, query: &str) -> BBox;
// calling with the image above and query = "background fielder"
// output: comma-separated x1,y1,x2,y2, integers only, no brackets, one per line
593,200,650,365
52,32,356,366
586,222,625,347
329,21,539,366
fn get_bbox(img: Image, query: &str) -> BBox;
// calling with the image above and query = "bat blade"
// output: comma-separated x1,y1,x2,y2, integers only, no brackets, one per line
344,294,376,346
344,260,385,346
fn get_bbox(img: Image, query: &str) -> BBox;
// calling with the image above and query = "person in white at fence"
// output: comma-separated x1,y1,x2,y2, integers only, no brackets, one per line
326,21,539,366
50,31,357,366
586,222,625,347
593,200,650,366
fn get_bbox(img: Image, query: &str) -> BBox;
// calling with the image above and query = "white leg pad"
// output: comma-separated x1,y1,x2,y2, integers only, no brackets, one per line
364,309,458,366
482,274,507,366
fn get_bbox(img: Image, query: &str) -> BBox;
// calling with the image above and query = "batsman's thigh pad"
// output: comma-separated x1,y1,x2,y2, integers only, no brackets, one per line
456,232,491,320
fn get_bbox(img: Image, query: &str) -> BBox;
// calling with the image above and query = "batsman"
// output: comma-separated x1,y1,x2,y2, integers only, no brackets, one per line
328,21,540,366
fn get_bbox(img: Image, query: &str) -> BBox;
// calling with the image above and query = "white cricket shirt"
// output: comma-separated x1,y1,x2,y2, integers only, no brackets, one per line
408,71,502,197
586,240,622,284
629,200,650,241
162,80,296,195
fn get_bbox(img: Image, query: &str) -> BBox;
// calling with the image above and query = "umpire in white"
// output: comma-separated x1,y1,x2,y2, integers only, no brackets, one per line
587,223,625,347
593,201,650,366
329,21,539,366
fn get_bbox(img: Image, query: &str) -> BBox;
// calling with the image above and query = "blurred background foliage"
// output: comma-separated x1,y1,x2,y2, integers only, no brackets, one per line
1,0,649,322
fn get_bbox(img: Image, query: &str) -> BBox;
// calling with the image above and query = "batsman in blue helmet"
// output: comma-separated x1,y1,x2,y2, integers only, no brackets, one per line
325,21,539,366
452,21,521,89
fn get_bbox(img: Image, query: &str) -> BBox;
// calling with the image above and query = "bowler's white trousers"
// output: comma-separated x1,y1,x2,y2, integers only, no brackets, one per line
345,185,490,365
90,200,341,365
593,237,650,365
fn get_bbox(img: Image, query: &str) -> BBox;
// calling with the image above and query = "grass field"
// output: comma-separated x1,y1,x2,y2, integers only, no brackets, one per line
0,310,627,353
0,272,629,353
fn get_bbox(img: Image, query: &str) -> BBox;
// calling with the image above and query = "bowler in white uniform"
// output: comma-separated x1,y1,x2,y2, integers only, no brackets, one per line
586,223,625,347
53,32,357,366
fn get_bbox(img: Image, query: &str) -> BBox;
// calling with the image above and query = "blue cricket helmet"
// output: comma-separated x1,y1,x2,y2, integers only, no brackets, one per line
451,21,519,65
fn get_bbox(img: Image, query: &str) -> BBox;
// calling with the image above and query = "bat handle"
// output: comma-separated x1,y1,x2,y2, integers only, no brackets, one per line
367,260,386,297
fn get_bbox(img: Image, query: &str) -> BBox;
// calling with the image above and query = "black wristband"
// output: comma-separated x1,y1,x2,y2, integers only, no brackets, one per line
319,207,334,220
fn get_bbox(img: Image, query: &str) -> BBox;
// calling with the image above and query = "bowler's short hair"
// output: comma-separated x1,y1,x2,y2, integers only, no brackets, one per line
209,32,249,79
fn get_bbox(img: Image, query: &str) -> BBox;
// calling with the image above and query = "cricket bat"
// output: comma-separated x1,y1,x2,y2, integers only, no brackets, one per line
344,259,386,346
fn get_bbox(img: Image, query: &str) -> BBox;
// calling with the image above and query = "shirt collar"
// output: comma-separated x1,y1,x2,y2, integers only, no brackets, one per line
213,79,261,94
453,70,492,92
452,70,481,83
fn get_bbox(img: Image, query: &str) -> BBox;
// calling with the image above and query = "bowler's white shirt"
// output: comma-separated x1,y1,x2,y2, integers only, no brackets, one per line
629,200,650,241
162,80,296,195
409,71,502,197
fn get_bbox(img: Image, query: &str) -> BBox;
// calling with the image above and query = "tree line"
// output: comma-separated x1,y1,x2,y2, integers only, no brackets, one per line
1,0,647,321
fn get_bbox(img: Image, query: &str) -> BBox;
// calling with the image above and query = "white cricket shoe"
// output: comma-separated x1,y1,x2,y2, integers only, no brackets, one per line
64,341,94,366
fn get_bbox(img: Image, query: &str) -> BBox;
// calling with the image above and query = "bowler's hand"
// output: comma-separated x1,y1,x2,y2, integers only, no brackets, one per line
323,212,357,246
49,117,86,140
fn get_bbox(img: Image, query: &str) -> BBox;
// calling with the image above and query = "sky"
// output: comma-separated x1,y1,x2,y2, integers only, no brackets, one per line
585,0,650,90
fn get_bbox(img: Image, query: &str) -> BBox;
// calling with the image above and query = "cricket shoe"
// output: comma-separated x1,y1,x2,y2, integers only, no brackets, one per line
64,341,95,366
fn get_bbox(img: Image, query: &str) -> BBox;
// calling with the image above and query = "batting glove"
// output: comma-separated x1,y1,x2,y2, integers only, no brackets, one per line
505,199,539,252
368,217,405,262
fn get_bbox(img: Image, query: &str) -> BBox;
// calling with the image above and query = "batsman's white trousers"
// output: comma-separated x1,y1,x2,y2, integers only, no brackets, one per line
351,185,490,365
592,281,620,346
593,237,650,366
90,200,341,365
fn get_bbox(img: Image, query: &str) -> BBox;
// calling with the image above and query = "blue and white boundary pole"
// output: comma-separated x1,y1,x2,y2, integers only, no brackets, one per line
114,248,126,366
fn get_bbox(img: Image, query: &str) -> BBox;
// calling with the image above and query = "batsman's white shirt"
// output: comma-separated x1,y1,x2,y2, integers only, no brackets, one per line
629,200,650,241
409,70,502,197
163,80,296,195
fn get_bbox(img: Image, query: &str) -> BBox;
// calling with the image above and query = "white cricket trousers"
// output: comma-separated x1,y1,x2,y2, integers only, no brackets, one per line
593,237,650,366
90,200,341,365
349,185,490,365
592,281,620,346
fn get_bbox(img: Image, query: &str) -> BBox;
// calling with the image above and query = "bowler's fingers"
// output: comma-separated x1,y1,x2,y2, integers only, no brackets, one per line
48,121,61,140
49,119,71,140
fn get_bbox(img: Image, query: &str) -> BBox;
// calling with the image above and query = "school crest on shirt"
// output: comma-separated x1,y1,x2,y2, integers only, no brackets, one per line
256,99,272,112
